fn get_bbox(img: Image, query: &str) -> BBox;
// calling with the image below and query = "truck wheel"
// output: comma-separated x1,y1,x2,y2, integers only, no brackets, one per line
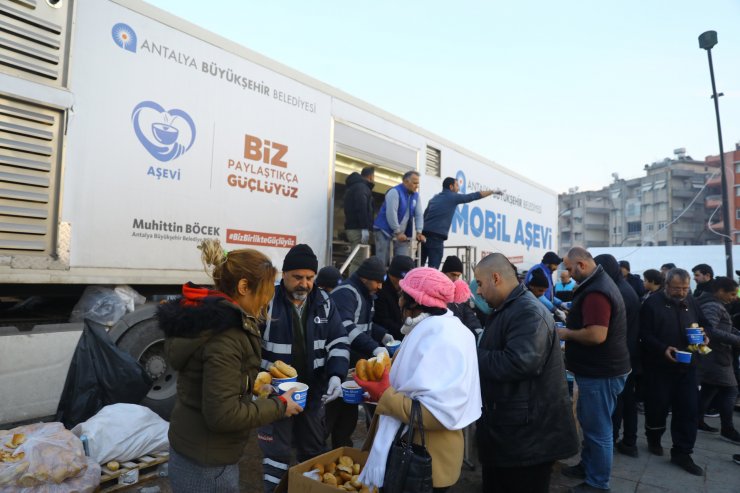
116,318,177,420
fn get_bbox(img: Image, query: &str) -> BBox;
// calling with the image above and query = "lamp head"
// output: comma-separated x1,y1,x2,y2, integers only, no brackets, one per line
699,31,718,50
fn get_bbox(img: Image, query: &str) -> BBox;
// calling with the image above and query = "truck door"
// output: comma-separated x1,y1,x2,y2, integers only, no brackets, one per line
331,121,418,268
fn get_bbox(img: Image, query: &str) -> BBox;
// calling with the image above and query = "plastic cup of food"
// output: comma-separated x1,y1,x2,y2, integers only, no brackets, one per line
685,328,703,344
386,340,401,356
277,382,308,407
675,350,692,364
272,375,298,392
342,381,365,404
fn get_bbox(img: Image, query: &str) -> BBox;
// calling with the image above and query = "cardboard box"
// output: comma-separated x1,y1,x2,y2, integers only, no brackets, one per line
288,447,369,493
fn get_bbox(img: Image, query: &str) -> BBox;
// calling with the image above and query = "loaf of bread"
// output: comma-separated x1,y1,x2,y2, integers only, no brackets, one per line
269,360,297,378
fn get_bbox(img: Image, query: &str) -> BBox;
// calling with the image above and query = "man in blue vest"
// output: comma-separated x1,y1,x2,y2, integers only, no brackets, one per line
421,177,502,268
373,171,424,266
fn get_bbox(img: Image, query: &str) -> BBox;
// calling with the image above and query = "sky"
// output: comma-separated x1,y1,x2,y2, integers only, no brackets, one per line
144,0,740,194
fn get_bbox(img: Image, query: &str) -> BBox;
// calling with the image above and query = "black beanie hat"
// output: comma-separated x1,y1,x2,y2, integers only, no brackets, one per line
528,268,550,288
388,255,415,279
356,256,386,282
441,255,464,274
316,266,342,289
282,244,318,273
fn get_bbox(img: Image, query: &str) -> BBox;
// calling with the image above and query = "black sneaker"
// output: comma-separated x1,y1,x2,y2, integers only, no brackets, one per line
561,462,586,479
704,408,720,418
670,453,704,476
720,429,740,445
698,421,719,433
647,440,664,456
615,440,638,458
733,454,740,465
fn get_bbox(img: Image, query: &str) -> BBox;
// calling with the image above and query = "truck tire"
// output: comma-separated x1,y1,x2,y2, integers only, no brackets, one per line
116,318,177,420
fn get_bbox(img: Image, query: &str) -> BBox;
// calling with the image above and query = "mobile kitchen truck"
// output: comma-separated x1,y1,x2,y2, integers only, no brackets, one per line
0,0,558,424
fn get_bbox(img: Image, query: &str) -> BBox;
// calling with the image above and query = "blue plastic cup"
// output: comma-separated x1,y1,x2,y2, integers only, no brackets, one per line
278,382,308,407
341,381,365,404
685,328,703,344
687,334,704,344
386,340,401,356
675,350,692,364
272,375,297,392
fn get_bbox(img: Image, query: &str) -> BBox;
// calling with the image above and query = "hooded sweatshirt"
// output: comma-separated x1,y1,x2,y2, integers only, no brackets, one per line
159,282,285,466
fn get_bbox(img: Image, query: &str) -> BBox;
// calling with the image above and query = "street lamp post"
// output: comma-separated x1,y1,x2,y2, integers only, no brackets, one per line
699,30,733,277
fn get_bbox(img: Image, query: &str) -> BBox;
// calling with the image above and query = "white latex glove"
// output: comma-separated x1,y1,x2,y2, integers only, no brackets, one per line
372,346,390,358
381,333,395,345
322,376,342,404
361,229,370,244
554,309,566,321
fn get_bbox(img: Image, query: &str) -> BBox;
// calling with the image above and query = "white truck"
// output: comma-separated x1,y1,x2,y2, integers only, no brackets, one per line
0,0,558,425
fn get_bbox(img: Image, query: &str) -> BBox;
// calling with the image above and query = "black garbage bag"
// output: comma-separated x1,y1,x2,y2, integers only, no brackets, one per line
55,319,153,428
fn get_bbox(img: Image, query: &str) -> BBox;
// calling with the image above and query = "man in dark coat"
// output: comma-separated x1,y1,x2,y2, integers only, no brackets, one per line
691,263,714,297
619,260,646,298
474,253,578,493
595,254,641,458
640,268,710,476
343,166,375,274
327,256,390,448
442,255,482,340
373,255,415,340
695,277,740,443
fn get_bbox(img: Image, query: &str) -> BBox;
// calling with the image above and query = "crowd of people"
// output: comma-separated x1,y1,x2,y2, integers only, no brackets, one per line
158,172,740,493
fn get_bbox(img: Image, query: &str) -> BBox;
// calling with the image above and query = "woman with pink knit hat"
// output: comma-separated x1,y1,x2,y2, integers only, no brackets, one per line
354,267,482,493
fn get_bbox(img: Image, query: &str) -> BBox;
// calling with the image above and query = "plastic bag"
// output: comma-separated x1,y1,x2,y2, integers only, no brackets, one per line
114,285,146,313
55,320,153,429
0,457,100,493
69,286,127,326
0,423,88,488
71,404,168,464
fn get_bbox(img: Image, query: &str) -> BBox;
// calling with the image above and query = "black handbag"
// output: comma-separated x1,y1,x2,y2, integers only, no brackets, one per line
383,399,433,493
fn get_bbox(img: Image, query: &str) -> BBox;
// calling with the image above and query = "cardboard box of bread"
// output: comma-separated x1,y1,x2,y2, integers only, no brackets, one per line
288,447,377,493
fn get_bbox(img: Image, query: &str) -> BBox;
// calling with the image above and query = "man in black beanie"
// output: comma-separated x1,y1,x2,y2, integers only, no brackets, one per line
257,244,350,493
375,255,416,340
316,266,342,293
442,255,482,339
327,256,392,448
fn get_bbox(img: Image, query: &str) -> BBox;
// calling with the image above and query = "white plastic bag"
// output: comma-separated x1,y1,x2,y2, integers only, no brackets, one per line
114,285,146,313
71,404,169,464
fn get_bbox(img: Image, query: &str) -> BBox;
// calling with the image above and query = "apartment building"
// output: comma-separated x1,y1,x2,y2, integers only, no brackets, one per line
558,149,721,254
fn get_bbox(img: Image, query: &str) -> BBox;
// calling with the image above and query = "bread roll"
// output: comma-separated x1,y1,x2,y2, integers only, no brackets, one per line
323,473,338,485
269,365,288,379
311,462,325,475
253,371,273,398
371,359,385,380
274,360,297,378
355,359,370,381
339,456,353,467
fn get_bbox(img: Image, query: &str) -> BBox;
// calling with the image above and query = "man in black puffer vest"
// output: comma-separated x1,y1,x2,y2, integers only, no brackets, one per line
557,247,630,493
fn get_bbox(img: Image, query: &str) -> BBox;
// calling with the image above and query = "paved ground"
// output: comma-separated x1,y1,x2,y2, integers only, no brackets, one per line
141,411,739,493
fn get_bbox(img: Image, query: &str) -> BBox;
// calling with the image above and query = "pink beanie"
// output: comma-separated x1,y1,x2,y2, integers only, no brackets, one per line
400,267,471,309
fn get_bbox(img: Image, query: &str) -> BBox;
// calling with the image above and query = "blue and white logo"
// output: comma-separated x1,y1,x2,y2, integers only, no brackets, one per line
456,170,467,194
111,23,137,53
131,101,196,162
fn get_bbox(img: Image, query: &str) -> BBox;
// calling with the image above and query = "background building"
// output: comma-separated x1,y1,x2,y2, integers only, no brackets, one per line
558,148,722,255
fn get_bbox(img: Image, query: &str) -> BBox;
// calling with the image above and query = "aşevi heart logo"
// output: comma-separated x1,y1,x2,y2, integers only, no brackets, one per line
131,101,196,162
